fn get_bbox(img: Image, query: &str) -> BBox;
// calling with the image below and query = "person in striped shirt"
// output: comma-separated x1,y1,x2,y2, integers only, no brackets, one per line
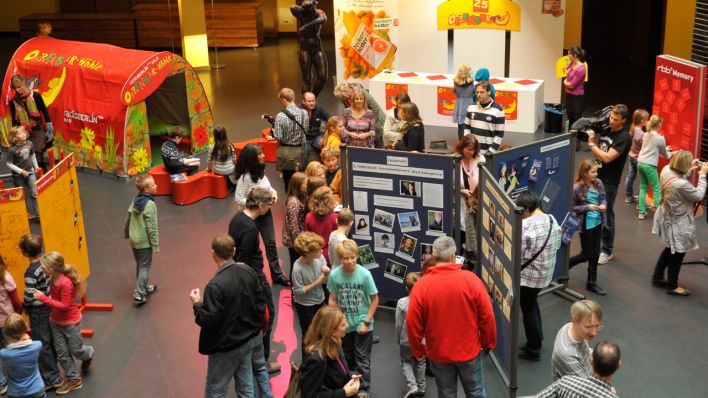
537,340,621,398
463,81,505,155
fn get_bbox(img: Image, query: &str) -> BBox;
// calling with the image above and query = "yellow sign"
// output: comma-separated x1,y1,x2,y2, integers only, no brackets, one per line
437,0,521,32
0,188,31,301
36,153,91,280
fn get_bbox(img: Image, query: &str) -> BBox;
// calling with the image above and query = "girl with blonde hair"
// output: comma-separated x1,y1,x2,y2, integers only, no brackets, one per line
453,64,475,139
636,114,672,219
305,187,339,263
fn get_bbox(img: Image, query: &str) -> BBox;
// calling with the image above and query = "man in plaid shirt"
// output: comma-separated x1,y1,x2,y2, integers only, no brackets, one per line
537,340,621,398
273,87,309,188
516,191,561,361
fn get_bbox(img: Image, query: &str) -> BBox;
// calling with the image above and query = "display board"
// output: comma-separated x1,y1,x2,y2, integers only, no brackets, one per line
477,165,521,396
652,55,706,176
342,147,459,301
36,153,90,279
0,187,31,300
486,133,574,281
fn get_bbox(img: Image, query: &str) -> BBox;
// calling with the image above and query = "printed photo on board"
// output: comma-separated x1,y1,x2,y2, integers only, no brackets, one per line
400,180,421,197
428,210,443,231
384,259,407,281
420,243,433,265
358,244,377,268
398,211,421,232
373,232,394,254
373,208,395,232
398,234,418,257
354,214,370,235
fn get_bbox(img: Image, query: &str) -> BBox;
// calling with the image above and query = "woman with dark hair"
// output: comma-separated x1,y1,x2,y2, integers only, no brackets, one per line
234,144,289,287
564,45,587,130
394,102,425,152
206,125,237,190
454,134,483,254
651,150,708,296
300,306,360,398
161,128,198,175
383,92,411,147
516,190,561,361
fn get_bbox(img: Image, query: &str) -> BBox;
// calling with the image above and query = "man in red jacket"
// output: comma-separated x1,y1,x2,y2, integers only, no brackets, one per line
406,236,496,398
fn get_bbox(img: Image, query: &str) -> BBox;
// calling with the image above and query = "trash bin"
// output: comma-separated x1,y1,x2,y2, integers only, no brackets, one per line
544,103,565,133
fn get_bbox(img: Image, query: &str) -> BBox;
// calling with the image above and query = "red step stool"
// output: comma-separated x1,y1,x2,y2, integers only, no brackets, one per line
171,170,228,205
232,129,278,163
147,164,173,196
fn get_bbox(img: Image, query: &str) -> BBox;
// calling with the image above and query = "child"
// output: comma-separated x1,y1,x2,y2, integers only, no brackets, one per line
304,161,326,180
327,240,379,397
321,116,344,151
320,148,343,204
124,174,159,305
33,252,94,395
383,92,411,147
394,102,425,153
625,109,649,203
396,272,425,398
206,125,237,190
328,208,354,268
6,126,39,220
305,186,339,263
292,232,330,349
0,256,23,394
19,234,62,391
637,114,672,220
569,159,608,295
0,314,44,398
282,172,309,281
453,65,475,139
160,128,198,175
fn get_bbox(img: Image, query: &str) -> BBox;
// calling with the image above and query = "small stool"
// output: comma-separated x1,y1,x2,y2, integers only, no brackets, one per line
171,170,228,205
148,164,173,196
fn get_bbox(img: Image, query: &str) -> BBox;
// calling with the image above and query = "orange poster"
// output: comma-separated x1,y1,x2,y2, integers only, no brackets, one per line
437,86,456,116
495,90,518,121
385,83,408,110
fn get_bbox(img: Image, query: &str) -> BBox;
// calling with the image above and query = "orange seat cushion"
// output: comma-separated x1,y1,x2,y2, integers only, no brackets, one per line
148,164,173,196
171,170,228,205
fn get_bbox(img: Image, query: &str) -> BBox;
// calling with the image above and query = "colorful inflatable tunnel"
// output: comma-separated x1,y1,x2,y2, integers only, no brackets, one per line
1,37,214,176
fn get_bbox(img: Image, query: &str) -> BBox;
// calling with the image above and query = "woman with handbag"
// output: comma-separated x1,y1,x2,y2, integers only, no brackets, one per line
651,150,708,296
516,191,562,361
300,305,361,398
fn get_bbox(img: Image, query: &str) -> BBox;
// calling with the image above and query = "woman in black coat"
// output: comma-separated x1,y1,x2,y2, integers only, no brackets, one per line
300,306,361,398
394,102,425,152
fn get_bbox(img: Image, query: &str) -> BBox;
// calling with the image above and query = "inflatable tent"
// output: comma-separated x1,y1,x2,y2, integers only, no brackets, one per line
1,37,213,176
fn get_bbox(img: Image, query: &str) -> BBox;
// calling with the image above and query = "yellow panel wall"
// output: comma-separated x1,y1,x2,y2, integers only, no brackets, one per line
664,0,696,59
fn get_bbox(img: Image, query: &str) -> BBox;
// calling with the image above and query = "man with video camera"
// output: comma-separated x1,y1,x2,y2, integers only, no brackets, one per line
585,104,631,265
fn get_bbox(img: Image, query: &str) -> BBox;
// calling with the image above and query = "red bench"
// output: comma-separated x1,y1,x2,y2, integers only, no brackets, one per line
171,170,228,205
232,129,278,163
147,164,173,196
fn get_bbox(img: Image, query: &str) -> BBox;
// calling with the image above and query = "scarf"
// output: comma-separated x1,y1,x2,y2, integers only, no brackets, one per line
12,91,41,129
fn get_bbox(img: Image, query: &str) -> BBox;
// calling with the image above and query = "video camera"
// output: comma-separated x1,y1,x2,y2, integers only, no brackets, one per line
570,105,613,142
261,114,275,126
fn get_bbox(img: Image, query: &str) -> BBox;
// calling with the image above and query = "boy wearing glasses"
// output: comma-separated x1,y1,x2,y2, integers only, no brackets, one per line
551,300,603,381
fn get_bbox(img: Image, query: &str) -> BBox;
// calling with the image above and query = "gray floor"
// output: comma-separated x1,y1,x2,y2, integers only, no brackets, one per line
2,36,708,397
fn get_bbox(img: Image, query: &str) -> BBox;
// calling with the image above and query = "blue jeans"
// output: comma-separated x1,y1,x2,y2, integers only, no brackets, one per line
431,354,486,398
601,184,618,255
251,336,274,398
132,248,153,297
625,157,638,197
26,307,61,385
205,334,258,398
12,172,38,216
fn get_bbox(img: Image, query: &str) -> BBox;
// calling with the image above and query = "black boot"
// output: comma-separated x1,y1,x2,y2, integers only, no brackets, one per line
586,267,607,295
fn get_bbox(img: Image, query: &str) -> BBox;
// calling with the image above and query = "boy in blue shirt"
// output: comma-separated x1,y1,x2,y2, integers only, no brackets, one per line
327,240,379,398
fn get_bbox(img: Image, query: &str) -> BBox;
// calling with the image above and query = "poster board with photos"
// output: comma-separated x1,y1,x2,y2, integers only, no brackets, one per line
477,165,522,392
342,147,458,301
485,133,574,281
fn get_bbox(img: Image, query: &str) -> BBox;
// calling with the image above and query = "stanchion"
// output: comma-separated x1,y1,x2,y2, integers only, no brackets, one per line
78,293,114,338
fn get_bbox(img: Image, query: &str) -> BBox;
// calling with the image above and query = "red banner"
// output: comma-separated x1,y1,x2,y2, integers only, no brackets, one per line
495,90,518,121
437,86,455,116
385,83,408,110
652,55,706,164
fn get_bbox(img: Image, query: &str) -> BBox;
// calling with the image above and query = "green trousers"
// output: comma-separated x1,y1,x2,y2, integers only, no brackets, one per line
638,162,661,214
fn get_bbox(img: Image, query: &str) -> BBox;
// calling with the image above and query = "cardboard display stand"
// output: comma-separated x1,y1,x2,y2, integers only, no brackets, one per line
485,133,577,299
342,146,460,301
0,187,31,300
477,165,521,398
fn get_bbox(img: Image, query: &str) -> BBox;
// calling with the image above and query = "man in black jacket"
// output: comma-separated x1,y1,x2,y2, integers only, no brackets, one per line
300,91,330,163
190,234,268,398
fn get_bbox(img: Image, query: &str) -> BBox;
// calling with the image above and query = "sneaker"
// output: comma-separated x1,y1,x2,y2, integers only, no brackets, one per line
404,388,419,398
81,352,93,372
416,389,426,396
56,379,83,395
45,379,64,391
133,293,146,306
624,196,637,203
27,214,37,220
0,384,7,395
356,392,369,398
636,203,653,210
598,252,613,265
638,212,646,220
267,361,281,374
586,284,607,296
146,285,158,296
518,351,541,361
372,335,380,344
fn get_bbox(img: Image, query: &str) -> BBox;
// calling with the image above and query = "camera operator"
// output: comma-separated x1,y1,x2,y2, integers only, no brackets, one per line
586,104,631,265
